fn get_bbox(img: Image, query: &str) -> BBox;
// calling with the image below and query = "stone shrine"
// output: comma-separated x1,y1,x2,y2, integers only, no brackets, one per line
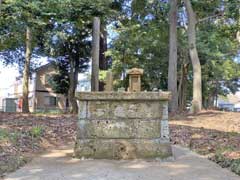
127,68,144,92
74,68,172,159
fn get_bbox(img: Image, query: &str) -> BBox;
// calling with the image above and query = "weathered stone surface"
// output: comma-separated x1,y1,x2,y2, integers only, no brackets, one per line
162,102,168,120
76,119,161,139
78,101,87,119
104,71,113,91
75,91,172,159
86,101,109,119
110,101,163,119
77,119,135,139
80,100,164,120
161,119,170,139
74,139,172,159
76,92,171,101
136,120,161,139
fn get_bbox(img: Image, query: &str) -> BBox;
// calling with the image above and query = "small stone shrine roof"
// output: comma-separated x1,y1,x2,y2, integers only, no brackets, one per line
127,68,144,75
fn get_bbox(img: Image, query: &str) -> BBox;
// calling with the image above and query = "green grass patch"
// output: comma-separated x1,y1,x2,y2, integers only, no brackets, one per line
211,147,240,176
0,128,9,140
212,153,240,175
228,131,239,137
0,128,20,144
29,126,44,138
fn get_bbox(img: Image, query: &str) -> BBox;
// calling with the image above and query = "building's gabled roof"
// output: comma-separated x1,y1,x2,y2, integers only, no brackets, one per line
34,62,54,72
14,62,55,80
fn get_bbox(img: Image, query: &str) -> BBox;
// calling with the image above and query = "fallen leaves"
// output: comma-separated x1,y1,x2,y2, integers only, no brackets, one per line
170,110,240,175
0,112,77,176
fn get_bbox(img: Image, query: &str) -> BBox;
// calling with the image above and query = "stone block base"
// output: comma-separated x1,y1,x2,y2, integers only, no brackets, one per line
75,92,172,160
74,139,172,160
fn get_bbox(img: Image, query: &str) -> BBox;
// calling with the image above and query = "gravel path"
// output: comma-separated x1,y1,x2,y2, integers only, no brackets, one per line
4,145,239,180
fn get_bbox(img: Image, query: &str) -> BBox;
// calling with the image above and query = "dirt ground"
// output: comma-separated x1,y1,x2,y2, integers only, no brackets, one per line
0,112,77,176
170,110,240,133
0,110,240,177
170,110,240,175
170,111,240,154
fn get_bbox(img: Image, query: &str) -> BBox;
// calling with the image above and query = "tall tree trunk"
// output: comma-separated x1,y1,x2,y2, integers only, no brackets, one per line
22,26,32,113
178,62,189,112
99,24,108,91
184,0,202,113
68,59,79,114
99,23,108,70
168,0,178,113
0,0,2,11
91,17,100,91
213,81,219,108
207,91,215,109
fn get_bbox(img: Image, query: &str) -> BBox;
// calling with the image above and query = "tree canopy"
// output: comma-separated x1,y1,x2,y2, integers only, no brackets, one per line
0,0,239,112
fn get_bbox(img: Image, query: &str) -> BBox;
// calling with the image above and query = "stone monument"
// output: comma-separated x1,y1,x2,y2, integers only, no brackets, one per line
127,68,144,92
104,71,113,91
75,68,172,159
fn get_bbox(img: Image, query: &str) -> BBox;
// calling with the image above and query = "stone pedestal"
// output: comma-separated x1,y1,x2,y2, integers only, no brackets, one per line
75,92,172,159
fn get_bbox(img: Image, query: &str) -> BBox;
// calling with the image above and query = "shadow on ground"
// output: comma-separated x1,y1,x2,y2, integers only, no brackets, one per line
4,145,240,180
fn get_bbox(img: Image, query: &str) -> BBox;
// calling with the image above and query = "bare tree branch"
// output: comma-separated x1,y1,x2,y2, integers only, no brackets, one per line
198,11,224,23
